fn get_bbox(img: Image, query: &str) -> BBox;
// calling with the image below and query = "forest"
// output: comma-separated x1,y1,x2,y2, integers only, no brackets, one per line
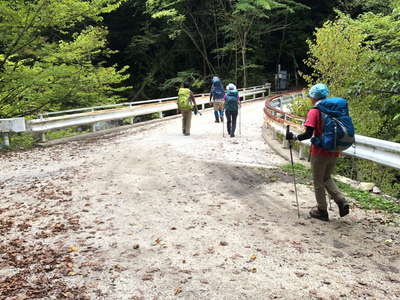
0,0,399,194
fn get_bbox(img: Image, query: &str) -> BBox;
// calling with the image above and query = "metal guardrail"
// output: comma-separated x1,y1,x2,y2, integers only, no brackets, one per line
38,84,270,118
0,84,271,146
264,91,400,170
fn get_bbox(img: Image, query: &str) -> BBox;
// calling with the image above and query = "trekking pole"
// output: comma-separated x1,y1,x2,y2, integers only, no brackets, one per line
286,125,300,218
239,105,241,136
222,111,225,137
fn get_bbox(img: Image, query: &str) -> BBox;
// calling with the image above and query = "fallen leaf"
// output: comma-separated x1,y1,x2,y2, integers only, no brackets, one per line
142,274,153,281
294,272,305,278
174,287,182,295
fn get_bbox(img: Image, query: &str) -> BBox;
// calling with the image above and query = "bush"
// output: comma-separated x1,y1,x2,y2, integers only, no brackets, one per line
7,133,37,149
288,96,312,118
46,127,90,141
336,157,400,199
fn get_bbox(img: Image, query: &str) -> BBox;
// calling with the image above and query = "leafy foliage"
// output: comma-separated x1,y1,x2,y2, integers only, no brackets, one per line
302,4,400,200
0,0,131,118
336,181,400,213
302,9,400,141
288,95,312,118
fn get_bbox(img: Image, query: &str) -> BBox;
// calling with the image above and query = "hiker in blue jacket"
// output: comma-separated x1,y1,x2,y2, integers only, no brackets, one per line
224,83,241,137
209,76,225,123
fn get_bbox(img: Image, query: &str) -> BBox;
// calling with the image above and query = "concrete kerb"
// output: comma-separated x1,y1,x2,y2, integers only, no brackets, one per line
262,122,311,168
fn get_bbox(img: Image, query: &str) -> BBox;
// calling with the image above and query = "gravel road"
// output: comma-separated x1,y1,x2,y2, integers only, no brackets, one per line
1,100,399,299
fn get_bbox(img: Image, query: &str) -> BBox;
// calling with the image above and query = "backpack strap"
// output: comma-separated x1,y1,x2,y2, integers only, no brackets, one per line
310,107,324,139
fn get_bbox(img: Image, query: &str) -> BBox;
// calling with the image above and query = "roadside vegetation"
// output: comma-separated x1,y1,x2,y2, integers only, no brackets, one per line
281,163,400,219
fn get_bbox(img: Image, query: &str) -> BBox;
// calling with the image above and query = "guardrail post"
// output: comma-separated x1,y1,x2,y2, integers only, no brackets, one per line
299,144,307,160
159,112,163,118
41,132,47,142
282,137,289,149
129,104,134,124
3,133,10,147
91,109,96,132
282,115,289,148
272,127,277,140
202,103,205,110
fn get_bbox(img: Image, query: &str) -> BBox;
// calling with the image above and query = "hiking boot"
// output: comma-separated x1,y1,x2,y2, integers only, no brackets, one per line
337,201,350,217
309,207,329,221
184,133,190,136
230,134,235,138
215,119,219,123
220,116,224,122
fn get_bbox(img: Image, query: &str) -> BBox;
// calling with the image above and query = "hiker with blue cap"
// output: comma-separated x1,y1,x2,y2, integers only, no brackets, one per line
209,76,225,123
286,83,352,221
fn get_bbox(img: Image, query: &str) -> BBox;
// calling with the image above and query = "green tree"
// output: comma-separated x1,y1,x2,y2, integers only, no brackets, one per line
302,14,385,138
146,0,308,88
302,3,400,196
220,0,308,87
0,0,130,118
304,3,400,140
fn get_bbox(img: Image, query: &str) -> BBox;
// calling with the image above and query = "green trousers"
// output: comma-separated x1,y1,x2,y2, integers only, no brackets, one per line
181,109,192,135
311,155,347,211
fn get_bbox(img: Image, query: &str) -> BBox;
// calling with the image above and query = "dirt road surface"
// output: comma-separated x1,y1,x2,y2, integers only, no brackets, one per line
1,100,399,299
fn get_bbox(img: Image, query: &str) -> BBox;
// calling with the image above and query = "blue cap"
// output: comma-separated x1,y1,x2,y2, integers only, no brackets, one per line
212,76,220,83
309,83,329,100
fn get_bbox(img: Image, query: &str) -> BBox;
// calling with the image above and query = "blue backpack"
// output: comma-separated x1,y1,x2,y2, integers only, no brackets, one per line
311,97,355,152
211,80,225,100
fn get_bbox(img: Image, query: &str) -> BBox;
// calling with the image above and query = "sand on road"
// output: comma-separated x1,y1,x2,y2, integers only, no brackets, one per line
1,100,399,299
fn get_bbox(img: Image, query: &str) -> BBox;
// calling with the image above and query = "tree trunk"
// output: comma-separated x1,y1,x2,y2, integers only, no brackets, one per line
235,45,238,85
182,27,216,75
188,12,216,75
213,4,220,71
242,32,247,88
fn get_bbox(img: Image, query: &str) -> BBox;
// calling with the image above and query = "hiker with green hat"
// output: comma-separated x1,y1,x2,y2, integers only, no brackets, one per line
286,83,350,221
177,81,196,136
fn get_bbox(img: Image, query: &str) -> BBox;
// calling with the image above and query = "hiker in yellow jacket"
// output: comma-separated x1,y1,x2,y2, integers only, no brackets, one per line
177,81,196,136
